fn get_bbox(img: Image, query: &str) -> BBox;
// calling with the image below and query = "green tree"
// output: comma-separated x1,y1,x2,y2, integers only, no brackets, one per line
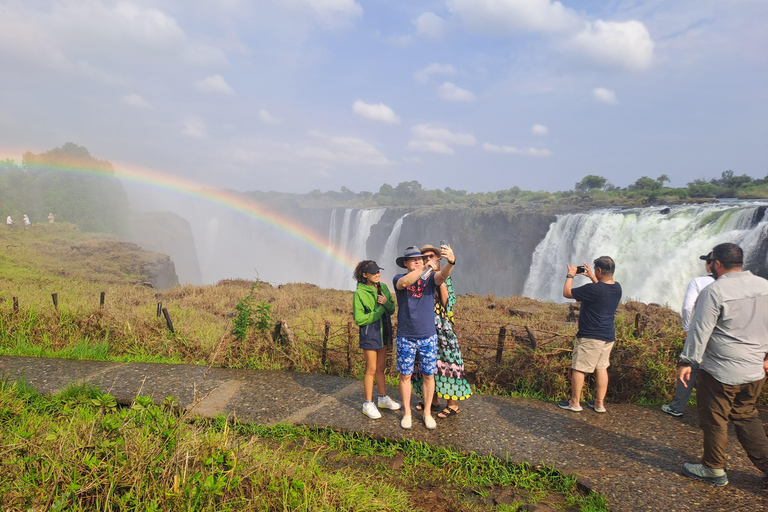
575,175,608,193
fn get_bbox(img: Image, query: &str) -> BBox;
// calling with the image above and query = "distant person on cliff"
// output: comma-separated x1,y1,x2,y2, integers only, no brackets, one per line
352,260,400,419
6,215,12,229
412,243,472,419
678,243,768,486
23,214,30,230
558,256,622,413
48,212,55,223
394,244,455,430
661,253,715,417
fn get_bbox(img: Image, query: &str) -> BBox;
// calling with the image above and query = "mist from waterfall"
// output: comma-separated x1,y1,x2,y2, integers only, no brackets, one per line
523,203,768,310
323,208,386,290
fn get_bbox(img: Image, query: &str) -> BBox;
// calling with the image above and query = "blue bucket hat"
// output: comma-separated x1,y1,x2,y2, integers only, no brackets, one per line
396,246,426,268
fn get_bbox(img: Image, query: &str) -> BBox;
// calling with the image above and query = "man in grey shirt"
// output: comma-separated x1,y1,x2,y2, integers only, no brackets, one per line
678,242,768,486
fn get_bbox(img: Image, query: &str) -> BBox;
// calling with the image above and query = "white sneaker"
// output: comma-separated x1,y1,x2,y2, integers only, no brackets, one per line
362,401,381,419
378,395,401,410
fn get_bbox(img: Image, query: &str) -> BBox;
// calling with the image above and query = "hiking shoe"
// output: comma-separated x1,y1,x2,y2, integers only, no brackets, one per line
587,400,606,413
557,400,582,412
362,401,381,419
662,404,683,417
378,395,401,410
681,463,728,486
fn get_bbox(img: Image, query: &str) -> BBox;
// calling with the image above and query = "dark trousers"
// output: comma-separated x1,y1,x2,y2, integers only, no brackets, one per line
697,369,768,472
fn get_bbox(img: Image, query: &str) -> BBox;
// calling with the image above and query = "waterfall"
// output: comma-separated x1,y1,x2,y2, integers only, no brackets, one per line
323,208,386,290
379,213,407,285
523,202,768,308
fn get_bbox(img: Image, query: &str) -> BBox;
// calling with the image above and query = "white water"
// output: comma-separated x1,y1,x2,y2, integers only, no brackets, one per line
323,208,386,290
378,213,407,287
523,203,768,308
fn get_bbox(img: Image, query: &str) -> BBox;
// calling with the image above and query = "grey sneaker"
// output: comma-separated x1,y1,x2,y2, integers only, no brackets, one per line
681,463,728,486
362,401,381,419
378,395,401,410
662,404,683,417
557,400,582,412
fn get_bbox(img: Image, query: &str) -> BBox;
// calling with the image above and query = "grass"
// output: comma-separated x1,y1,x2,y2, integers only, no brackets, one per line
0,380,606,511
1,221,754,406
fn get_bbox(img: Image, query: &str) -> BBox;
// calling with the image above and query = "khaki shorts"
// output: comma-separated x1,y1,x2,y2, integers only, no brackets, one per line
572,337,615,373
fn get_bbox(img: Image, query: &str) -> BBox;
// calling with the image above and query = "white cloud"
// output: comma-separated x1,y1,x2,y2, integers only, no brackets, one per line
414,12,446,40
259,109,281,125
122,93,151,109
408,140,455,155
566,20,654,71
447,0,581,36
483,142,552,156
195,75,235,94
412,124,476,146
182,116,208,138
184,44,229,66
414,63,456,84
352,100,400,124
283,0,363,29
593,87,618,105
232,131,389,169
438,82,475,102
447,0,654,71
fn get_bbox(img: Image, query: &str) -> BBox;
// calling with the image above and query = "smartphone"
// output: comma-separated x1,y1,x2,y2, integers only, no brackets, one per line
576,266,587,274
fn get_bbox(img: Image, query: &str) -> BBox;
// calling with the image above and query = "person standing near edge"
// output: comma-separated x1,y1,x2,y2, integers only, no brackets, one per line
393,244,455,430
678,243,768,487
352,260,400,419
6,215,12,229
661,252,715,417
558,256,622,413
411,244,472,419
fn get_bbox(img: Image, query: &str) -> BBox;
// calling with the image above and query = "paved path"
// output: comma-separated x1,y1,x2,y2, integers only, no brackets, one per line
1,356,766,511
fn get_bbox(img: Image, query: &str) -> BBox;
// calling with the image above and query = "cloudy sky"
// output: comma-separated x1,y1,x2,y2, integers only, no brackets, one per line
1,0,766,194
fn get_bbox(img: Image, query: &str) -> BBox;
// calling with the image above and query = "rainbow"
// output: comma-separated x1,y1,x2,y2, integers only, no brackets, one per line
0,149,359,272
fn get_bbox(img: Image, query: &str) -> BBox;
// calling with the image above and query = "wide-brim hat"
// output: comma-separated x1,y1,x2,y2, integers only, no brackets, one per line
396,246,426,268
420,244,442,258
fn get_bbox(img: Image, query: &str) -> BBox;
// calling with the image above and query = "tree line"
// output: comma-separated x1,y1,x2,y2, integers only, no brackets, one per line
0,143,130,235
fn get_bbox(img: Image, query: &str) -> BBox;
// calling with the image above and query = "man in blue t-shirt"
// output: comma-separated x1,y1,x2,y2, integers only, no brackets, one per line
558,256,622,413
393,245,455,431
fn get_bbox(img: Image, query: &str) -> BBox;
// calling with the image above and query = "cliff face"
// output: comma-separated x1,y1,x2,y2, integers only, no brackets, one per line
388,206,555,296
129,211,203,285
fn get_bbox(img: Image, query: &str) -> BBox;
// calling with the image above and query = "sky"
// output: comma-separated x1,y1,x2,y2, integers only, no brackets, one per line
1,0,766,195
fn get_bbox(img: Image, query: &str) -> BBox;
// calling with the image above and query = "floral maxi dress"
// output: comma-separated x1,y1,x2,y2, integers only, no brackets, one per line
413,276,473,401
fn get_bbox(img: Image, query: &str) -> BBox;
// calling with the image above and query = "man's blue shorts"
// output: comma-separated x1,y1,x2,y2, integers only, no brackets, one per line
396,334,438,376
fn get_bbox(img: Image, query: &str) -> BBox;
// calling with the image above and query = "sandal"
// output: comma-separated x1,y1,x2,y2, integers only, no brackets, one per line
415,402,441,412
437,406,460,419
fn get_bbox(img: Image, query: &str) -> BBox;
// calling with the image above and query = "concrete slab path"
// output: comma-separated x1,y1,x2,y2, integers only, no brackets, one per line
1,356,766,512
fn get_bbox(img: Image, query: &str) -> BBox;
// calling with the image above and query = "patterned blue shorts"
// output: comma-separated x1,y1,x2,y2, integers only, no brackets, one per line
396,334,438,376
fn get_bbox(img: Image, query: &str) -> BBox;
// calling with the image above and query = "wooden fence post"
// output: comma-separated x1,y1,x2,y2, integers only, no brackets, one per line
161,307,174,333
347,321,354,372
495,325,507,364
157,302,162,318
322,321,330,368
100,291,105,308
525,326,537,350
13,296,18,313
51,293,58,310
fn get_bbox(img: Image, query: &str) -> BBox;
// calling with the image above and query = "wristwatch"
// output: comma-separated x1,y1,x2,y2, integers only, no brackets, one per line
566,274,574,279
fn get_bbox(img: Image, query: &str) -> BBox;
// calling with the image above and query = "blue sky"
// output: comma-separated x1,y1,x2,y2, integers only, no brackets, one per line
1,0,766,194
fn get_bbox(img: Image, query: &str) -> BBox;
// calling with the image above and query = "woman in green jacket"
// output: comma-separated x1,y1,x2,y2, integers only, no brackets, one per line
353,260,400,419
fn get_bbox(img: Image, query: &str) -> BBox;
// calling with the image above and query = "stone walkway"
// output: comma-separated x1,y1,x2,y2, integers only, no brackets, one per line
1,356,766,511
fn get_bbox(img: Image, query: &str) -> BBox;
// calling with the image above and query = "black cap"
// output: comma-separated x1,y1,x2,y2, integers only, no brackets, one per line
699,252,712,261
362,261,383,274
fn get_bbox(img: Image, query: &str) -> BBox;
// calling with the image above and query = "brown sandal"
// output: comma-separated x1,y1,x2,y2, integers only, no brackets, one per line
437,406,460,419
415,402,441,412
